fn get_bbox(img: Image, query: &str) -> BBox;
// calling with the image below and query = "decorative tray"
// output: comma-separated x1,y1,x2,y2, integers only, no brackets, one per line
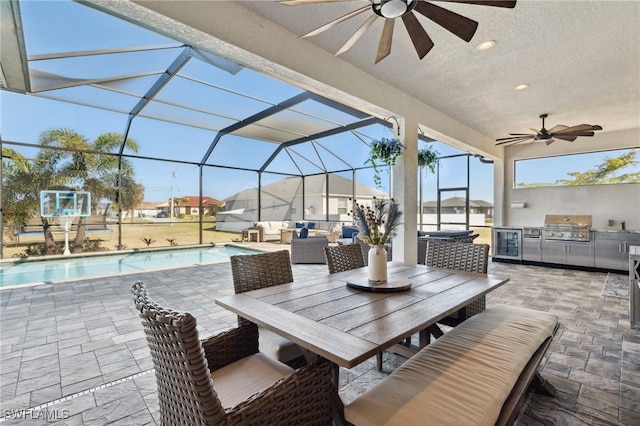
346,279,411,292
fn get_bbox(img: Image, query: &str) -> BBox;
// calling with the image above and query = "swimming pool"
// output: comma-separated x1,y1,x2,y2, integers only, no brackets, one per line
0,245,260,288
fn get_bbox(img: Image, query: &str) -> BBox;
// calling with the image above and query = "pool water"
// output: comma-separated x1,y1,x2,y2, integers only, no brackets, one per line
0,245,259,288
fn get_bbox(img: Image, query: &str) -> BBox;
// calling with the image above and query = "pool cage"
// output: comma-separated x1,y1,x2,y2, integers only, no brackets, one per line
1,0,489,258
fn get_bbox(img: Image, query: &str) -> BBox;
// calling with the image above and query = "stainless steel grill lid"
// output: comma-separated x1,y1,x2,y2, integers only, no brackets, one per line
543,215,592,242
544,215,592,228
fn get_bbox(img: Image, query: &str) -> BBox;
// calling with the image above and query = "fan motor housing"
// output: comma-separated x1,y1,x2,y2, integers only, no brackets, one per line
371,0,417,18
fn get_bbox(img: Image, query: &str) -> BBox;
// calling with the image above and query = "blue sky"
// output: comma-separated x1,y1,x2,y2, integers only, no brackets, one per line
2,0,507,204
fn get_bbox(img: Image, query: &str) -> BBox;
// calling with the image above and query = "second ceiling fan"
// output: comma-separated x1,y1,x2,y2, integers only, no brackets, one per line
495,114,603,147
279,0,517,63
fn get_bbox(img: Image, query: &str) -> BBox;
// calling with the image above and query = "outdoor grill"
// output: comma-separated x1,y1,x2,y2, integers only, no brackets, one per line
543,214,592,242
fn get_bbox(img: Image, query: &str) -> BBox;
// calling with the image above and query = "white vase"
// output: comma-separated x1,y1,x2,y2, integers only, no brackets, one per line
368,244,388,284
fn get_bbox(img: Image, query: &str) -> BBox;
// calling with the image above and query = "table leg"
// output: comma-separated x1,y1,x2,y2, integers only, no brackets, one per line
531,371,556,397
330,361,348,426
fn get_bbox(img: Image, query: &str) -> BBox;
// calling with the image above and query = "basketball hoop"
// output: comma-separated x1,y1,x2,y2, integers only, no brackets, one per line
40,190,91,257
57,210,80,256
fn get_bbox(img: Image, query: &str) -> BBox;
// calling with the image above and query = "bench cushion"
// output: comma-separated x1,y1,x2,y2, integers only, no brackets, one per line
345,305,558,426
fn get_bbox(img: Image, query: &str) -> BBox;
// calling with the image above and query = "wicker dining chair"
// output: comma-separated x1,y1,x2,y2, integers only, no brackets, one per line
131,281,333,426
230,250,305,367
424,240,490,326
324,244,365,274
417,234,479,264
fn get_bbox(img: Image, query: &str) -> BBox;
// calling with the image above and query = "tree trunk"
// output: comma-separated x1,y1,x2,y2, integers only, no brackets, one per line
73,216,87,253
42,218,58,255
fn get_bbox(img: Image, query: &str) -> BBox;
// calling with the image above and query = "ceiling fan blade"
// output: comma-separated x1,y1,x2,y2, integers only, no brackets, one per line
375,19,395,64
301,5,369,38
495,136,534,144
553,133,596,140
402,12,434,59
548,125,568,133
530,128,543,134
336,14,378,56
508,133,535,136
496,137,533,146
435,0,517,8
552,123,602,134
280,0,356,5
414,2,478,42
495,135,533,141
545,138,555,146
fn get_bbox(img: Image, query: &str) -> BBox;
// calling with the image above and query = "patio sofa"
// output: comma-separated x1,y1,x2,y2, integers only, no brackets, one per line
258,221,342,243
254,221,290,242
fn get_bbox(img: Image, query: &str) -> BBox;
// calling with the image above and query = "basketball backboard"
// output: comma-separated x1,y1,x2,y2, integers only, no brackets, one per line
40,190,91,217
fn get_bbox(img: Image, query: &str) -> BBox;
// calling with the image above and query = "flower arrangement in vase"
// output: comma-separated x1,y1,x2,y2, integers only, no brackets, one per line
351,197,403,283
365,137,405,188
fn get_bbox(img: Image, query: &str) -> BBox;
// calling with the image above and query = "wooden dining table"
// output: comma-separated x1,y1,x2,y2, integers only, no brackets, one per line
215,261,510,369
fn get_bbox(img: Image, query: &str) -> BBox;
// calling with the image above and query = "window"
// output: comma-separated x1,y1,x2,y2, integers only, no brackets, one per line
515,148,640,188
337,198,348,214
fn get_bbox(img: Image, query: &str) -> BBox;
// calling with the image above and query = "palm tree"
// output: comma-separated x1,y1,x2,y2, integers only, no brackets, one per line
2,148,38,239
3,133,78,254
169,196,189,218
3,129,140,254
66,132,139,250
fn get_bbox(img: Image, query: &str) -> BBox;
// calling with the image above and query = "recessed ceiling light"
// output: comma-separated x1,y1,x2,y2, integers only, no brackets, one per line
514,83,529,90
476,39,496,51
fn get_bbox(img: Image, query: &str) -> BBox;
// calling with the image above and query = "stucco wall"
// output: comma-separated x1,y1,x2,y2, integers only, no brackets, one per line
502,128,640,230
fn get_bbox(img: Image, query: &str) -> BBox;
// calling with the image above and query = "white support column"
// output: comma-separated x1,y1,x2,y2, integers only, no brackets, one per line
493,157,505,226
391,115,419,264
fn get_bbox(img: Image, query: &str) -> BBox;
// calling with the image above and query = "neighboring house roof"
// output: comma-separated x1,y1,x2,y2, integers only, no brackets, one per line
224,175,388,203
422,197,493,208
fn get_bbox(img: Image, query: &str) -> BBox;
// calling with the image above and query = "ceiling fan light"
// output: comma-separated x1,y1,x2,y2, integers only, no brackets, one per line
514,83,529,90
381,0,407,18
476,39,496,51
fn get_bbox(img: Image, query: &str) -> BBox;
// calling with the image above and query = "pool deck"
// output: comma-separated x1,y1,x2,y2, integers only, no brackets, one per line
1,242,639,424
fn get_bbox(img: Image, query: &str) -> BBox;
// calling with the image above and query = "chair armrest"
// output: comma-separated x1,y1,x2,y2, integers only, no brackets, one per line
225,357,334,424
201,323,259,371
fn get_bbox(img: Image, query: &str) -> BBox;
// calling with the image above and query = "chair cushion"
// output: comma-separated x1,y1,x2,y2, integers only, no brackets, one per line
211,352,294,408
342,226,359,238
299,227,309,238
345,305,557,426
259,327,303,364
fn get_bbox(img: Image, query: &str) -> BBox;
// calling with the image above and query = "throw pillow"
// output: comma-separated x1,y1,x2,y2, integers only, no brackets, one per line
307,222,316,229
299,227,309,239
295,222,305,229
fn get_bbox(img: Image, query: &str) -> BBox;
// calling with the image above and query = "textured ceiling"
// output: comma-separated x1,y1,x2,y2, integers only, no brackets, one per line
240,0,640,144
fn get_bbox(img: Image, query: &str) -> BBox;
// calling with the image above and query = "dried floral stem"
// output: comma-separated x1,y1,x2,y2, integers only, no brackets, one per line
351,197,403,245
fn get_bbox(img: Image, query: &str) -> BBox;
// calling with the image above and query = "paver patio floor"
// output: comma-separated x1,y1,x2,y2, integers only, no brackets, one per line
1,246,639,424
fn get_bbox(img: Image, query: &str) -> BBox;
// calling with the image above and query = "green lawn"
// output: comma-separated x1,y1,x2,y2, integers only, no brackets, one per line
2,220,241,258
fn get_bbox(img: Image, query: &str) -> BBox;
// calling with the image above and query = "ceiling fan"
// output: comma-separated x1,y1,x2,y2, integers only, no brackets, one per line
279,0,517,63
495,114,603,147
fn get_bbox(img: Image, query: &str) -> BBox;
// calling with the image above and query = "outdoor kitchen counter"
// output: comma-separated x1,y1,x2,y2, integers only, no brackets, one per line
498,226,640,273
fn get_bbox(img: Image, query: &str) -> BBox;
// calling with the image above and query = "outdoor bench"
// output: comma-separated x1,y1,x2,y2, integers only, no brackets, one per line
345,304,559,426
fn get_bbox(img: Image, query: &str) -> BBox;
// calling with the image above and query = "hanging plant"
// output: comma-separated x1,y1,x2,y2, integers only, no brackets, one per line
365,137,405,188
417,145,439,174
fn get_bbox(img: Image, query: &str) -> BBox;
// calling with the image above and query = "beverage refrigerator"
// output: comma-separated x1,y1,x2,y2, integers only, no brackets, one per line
493,227,522,261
